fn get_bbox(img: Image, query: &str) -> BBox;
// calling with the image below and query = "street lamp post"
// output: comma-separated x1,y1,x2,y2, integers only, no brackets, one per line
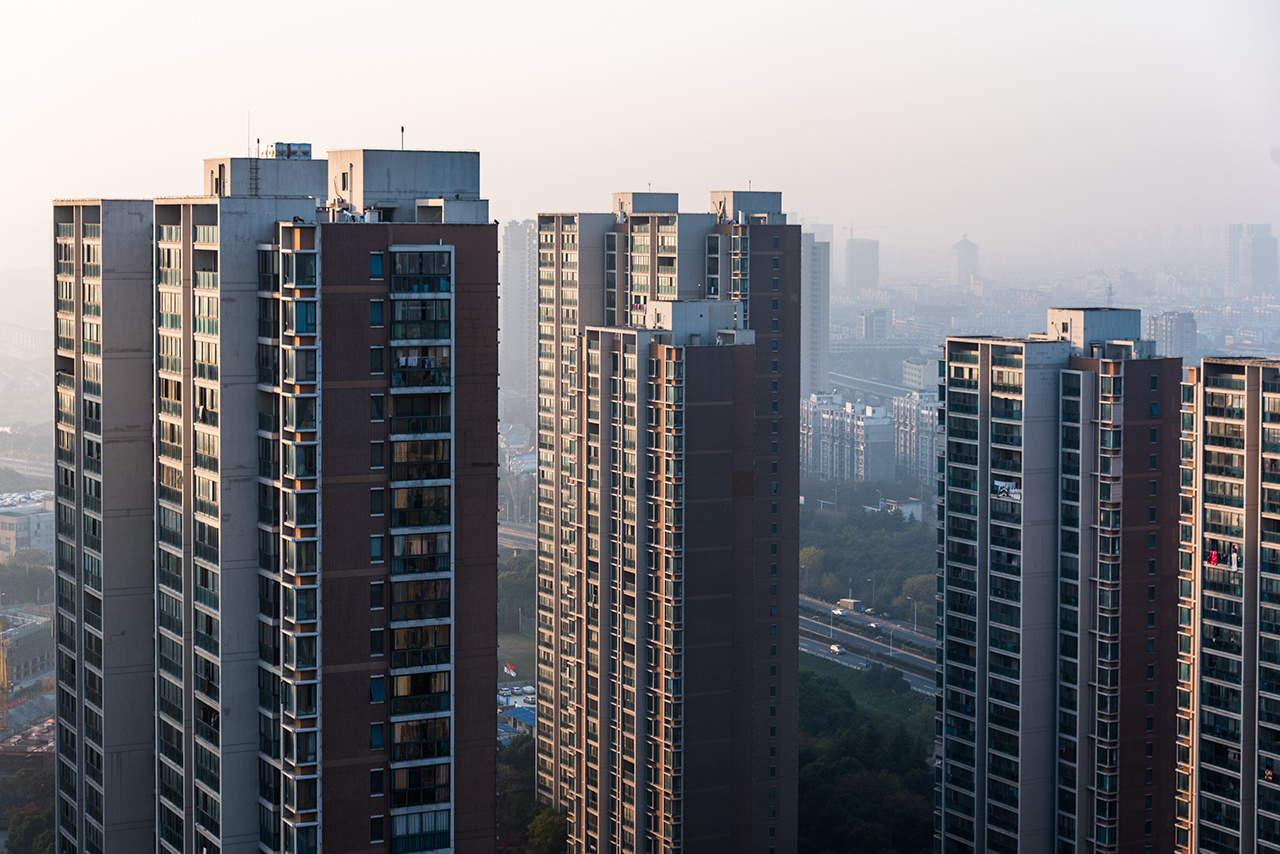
866,576,874,610
887,625,895,658
908,596,918,634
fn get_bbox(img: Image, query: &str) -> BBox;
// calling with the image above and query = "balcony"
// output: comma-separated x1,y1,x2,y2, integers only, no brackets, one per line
157,225,182,243
391,366,450,389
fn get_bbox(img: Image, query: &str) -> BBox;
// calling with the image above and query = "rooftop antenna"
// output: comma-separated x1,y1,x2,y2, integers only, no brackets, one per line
247,110,251,157
401,126,405,151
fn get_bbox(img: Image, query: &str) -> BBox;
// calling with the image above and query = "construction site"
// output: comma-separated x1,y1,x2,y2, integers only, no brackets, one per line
0,606,55,775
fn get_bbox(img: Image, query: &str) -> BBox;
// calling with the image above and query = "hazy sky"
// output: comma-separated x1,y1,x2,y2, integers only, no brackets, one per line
5,0,1279,289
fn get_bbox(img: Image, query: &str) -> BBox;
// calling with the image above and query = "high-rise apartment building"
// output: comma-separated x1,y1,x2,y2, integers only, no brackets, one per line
800,230,830,397
936,308,1181,854
534,191,799,853
952,235,979,289
800,393,894,483
1148,310,1197,361
1176,357,1280,853
1226,223,1279,295
53,198,157,853
844,237,878,303
56,146,498,854
501,219,538,421
892,390,939,487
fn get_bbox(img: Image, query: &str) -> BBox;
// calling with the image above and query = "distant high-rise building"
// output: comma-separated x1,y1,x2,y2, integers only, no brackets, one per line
1148,310,1197,360
936,308,1181,854
845,237,879,301
535,191,799,853
952,235,979,288
501,219,538,420
1226,223,1279,294
56,146,499,854
892,390,939,486
800,230,831,396
800,393,893,482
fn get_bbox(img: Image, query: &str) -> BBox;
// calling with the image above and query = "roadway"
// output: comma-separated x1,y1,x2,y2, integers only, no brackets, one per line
498,522,535,551
799,637,937,696
828,371,914,401
801,593,935,646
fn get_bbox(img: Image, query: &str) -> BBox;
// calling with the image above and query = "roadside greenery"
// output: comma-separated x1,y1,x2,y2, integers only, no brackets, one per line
800,477,935,622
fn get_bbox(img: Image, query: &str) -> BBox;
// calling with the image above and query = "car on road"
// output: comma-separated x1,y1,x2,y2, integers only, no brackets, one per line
864,608,875,614
522,685,536,695
830,644,845,655
880,612,891,618
867,623,878,630
831,608,845,616
499,688,512,697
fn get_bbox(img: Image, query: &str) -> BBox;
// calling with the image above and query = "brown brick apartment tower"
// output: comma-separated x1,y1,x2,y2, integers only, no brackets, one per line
534,192,799,853
56,146,497,854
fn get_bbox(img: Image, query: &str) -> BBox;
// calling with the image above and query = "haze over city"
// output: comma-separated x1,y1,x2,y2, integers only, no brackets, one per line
6,3,1280,854
4,0,1280,314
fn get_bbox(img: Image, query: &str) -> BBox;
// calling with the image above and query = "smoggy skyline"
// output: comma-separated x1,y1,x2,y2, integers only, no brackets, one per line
6,0,1280,290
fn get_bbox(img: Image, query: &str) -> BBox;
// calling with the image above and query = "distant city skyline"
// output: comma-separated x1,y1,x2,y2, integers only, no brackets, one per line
4,0,1280,302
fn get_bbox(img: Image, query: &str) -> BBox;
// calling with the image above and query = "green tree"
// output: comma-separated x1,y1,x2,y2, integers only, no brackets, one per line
527,808,568,854
0,550,53,606
496,735,538,849
497,553,536,630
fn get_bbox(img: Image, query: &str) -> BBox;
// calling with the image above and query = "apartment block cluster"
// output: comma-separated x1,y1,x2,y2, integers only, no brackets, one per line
53,145,798,854
933,306,1280,854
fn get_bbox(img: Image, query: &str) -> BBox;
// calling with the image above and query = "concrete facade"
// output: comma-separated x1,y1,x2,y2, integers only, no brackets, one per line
936,308,1181,854
535,193,799,853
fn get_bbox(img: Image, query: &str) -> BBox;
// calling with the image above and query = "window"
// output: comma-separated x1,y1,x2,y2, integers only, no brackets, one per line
771,380,778,393
771,298,778,310
371,816,385,844
1144,769,1153,784
771,257,779,270
1148,585,1156,601
772,236,779,249
1149,480,1157,496
1148,559,1155,575
771,360,778,373
1148,533,1156,548
370,253,384,279
1145,794,1153,810
370,677,385,703
371,536,385,562
370,582,385,609
1149,454,1157,470
371,769,385,796
1149,428,1158,443
370,300,384,327
371,489,385,515
370,347,384,374
1147,638,1155,653
370,724,384,749
771,462,778,475
1148,507,1156,523
771,339,778,352
1147,611,1155,627
370,629,384,656
1146,716,1153,731
371,394,385,421
771,278,779,291
1150,375,1158,391
1146,690,1154,705
371,442,384,468
1150,401,1159,416
1146,663,1154,679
